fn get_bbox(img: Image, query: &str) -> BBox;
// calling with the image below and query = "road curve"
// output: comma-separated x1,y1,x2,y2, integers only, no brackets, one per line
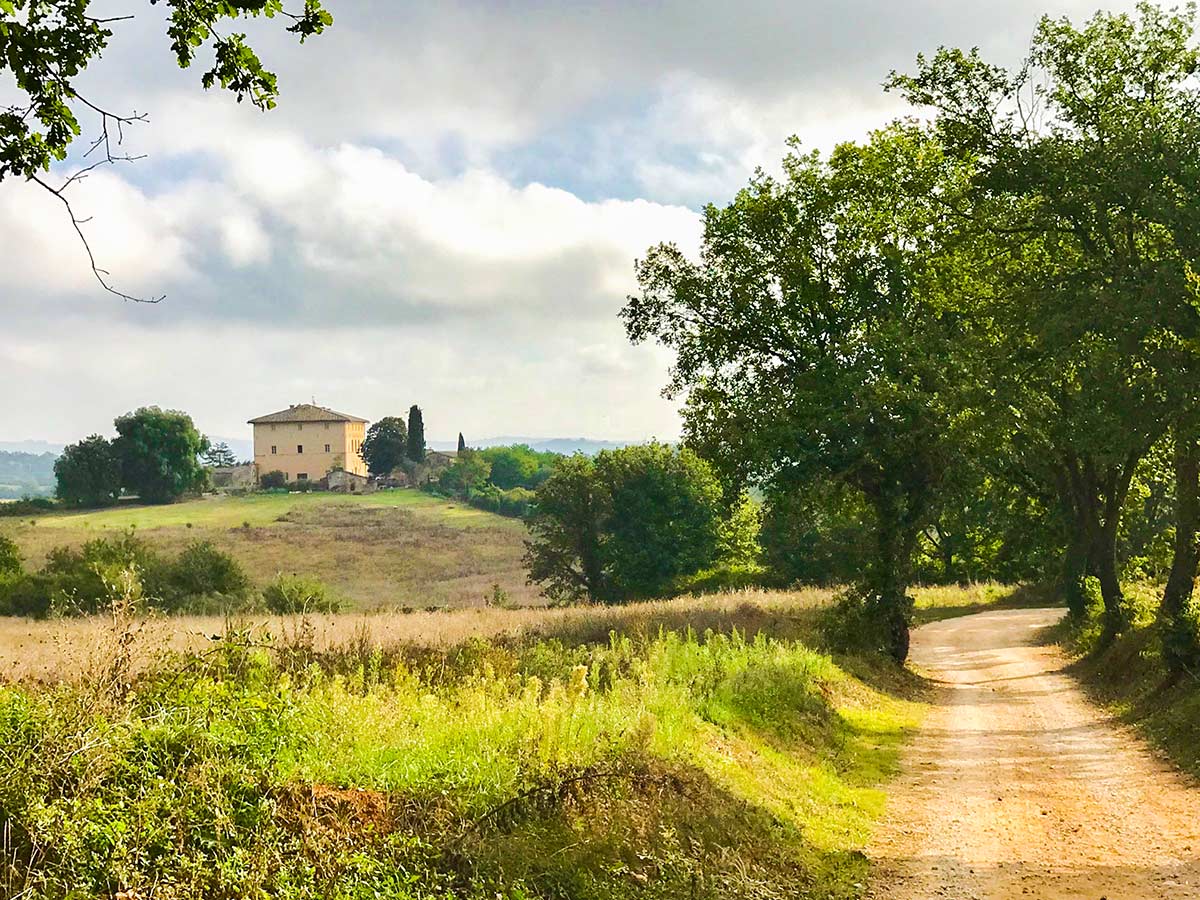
867,607,1200,900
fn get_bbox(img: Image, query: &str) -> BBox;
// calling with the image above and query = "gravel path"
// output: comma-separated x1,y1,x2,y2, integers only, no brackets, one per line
868,607,1200,900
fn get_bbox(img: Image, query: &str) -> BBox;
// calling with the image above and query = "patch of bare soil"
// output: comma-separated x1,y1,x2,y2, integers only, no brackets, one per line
868,608,1200,900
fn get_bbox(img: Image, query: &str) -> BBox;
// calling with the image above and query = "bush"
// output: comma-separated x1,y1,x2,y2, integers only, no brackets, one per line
0,533,255,618
0,535,20,577
259,470,287,490
0,497,56,518
497,486,535,517
288,480,317,493
161,541,251,611
37,532,166,615
262,574,340,614
0,573,54,618
819,585,914,657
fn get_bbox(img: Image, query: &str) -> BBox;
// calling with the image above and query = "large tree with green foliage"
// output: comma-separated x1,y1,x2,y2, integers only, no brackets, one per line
893,2,1200,651
359,416,408,476
54,433,121,507
112,407,208,504
1,0,332,301
624,126,974,661
524,444,724,604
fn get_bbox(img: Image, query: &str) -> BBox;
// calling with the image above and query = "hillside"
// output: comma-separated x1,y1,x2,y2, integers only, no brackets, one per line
0,491,530,609
0,450,56,498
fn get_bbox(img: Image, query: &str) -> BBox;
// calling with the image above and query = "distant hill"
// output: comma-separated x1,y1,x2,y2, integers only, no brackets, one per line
0,451,56,498
429,436,644,455
0,440,65,455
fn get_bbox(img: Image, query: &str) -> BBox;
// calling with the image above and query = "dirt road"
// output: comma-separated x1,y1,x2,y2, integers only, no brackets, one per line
868,608,1200,900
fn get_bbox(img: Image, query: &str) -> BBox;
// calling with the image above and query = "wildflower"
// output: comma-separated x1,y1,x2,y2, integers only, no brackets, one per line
566,664,588,702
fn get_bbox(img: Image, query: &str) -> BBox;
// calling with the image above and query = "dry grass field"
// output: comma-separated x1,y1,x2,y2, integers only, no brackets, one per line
0,583,1042,684
0,587,839,682
0,490,531,610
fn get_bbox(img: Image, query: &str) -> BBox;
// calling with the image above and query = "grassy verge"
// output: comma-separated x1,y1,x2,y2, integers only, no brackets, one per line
0,599,924,900
1054,583,1200,779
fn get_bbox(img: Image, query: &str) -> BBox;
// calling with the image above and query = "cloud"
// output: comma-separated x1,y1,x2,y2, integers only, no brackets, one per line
0,0,1144,443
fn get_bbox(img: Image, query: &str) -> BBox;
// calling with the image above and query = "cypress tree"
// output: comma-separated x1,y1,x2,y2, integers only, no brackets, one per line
406,405,426,462
457,432,466,452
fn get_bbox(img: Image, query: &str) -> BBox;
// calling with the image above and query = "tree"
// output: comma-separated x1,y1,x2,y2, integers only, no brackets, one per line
458,432,467,453
1,1,332,302
360,416,408,476
406,405,426,463
624,126,973,661
54,434,121,507
480,444,556,490
596,444,723,601
113,407,208,504
203,442,237,468
438,449,491,495
524,455,605,604
892,2,1200,647
524,444,724,604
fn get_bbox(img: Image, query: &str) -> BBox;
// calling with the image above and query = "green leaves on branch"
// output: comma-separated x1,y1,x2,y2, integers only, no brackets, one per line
0,0,332,181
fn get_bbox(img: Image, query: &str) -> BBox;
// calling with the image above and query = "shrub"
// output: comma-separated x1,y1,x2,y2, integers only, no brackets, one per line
259,470,288,490
262,574,339,614
497,486,535,518
0,497,56,518
0,535,20,577
161,541,251,611
0,533,256,618
819,585,914,657
38,532,166,615
0,573,54,618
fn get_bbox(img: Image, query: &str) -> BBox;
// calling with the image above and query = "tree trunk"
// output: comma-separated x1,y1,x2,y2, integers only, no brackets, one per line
1061,450,1138,646
1093,528,1126,646
1054,471,1092,620
870,493,918,665
1160,428,1200,675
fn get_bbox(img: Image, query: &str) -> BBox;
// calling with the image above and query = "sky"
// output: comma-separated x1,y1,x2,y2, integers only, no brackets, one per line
0,0,1135,445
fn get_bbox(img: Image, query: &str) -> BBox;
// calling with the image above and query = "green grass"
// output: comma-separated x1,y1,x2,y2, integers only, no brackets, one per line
911,581,1060,626
1056,583,1200,779
36,489,506,531
0,613,925,900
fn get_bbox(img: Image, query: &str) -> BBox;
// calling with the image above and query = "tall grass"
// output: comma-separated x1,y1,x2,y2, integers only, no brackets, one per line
0,607,923,899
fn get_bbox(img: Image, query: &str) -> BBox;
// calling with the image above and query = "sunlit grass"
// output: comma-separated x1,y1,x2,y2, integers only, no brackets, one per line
0,614,926,898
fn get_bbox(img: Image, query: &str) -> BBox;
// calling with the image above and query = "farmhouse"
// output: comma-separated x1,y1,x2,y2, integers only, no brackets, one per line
249,403,368,483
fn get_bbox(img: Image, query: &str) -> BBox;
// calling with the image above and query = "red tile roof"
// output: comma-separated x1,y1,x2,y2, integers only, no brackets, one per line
248,404,368,425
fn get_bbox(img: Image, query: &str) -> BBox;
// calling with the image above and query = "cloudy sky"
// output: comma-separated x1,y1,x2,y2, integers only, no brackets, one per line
0,0,1133,445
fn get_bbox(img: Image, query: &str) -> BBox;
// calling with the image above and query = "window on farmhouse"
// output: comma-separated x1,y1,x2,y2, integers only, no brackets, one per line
325,444,331,453
297,445,304,454
297,473,308,481
271,446,277,455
